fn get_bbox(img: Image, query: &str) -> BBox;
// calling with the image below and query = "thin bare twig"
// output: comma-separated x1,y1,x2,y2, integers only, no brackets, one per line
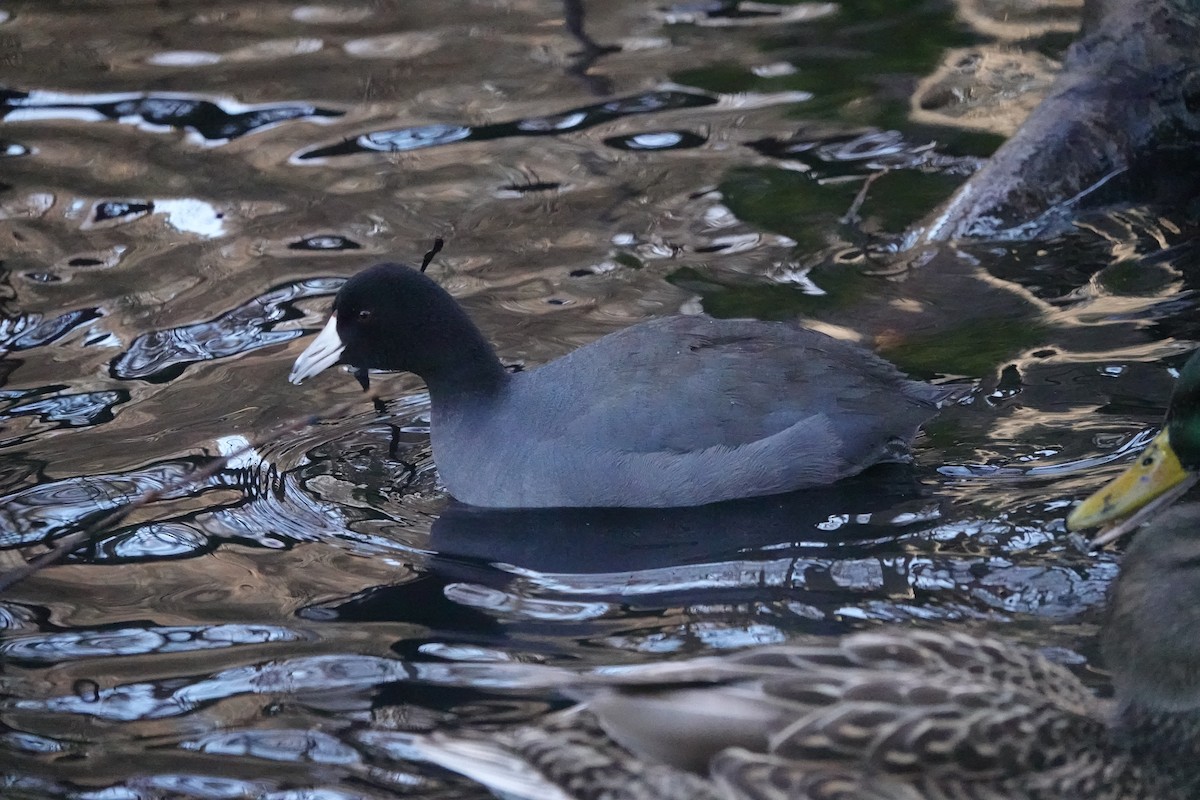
840,169,886,226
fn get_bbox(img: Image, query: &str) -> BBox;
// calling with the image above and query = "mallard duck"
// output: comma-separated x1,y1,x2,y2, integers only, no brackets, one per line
289,262,954,508
376,499,1200,799
1068,349,1200,544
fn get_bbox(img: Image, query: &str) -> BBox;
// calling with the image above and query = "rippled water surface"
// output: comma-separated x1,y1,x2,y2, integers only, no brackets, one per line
3,1,1200,797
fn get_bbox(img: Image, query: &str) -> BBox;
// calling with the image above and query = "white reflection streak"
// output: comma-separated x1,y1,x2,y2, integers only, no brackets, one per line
939,426,1159,479
0,623,301,663
156,198,227,238
215,435,261,469
442,582,612,621
12,655,412,721
501,556,827,596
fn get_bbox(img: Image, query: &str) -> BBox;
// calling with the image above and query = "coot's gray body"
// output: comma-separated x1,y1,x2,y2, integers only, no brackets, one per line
289,263,949,508
433,316,943,507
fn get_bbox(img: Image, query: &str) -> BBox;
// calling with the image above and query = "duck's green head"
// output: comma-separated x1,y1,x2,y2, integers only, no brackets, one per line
1164,350,1200,467
1068,350,1200,543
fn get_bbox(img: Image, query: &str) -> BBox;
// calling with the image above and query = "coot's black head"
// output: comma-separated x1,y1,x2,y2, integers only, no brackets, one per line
289,262,502,389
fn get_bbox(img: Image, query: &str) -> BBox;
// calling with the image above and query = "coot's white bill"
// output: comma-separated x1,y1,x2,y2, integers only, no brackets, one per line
289,314,344,385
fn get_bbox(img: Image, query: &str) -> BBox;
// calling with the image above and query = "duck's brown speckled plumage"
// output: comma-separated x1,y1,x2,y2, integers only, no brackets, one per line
375,505,1200,800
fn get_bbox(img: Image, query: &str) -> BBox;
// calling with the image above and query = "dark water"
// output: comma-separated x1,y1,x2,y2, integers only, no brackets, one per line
2,1,1198,797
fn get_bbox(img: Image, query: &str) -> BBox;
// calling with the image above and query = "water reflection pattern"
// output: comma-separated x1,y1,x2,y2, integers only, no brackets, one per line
3,389,127,427
110,278,342,382
298,90,722,159
0,449,408,560
1,623,303,665
0,0,1198,797
1,87,342,143
12,654,414,721
0,307,103,351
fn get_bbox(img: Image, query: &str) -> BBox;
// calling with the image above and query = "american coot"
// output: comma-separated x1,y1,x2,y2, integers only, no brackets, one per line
1068,349,1200,545
289,262,954,508
378,499,1200,799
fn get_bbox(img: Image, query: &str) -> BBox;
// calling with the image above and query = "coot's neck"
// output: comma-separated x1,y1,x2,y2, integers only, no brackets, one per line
407,299,509,400
421,339,508,399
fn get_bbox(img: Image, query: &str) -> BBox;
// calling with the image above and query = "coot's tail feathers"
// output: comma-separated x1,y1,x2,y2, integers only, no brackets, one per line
922,381,975,409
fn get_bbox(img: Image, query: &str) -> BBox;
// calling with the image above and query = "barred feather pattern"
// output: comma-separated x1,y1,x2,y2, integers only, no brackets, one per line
408,630,1200,800
647,632,1150,799
431,709,726,800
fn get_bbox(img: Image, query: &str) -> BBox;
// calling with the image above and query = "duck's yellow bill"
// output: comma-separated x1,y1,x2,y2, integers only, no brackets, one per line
1067,429,1192,536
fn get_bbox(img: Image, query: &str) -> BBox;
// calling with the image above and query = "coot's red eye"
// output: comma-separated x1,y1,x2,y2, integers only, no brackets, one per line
358,309,372,321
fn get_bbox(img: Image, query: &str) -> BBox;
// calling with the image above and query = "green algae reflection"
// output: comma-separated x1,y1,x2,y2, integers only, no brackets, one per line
879,317,1047,379
719,166,963,248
